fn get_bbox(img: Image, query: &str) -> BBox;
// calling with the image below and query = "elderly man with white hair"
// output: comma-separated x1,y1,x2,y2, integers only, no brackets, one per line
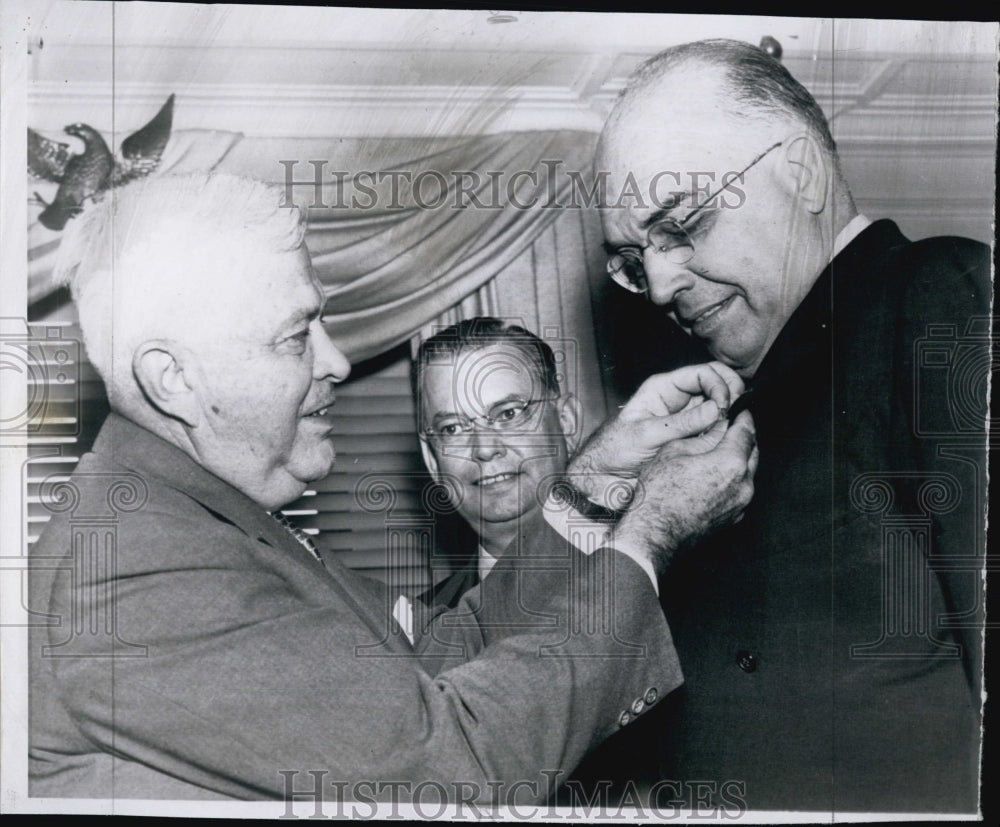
28,172,758,804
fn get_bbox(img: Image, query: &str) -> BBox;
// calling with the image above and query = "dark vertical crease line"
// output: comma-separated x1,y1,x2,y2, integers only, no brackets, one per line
109,1,117,812
828,17,838,821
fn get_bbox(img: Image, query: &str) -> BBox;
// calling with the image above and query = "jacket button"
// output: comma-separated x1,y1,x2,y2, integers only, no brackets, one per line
618,710,631,727
736,650,757,673
644,687,658,705
631,698,645,715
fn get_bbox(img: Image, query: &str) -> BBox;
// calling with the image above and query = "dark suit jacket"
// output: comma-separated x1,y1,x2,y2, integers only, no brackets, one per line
418,511,548,611
419,549,481,611
28,414,681,802
656,220,990,813
421,560,480,610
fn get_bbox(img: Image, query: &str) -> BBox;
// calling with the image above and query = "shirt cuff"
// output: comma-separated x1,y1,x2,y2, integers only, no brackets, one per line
542,494,659,596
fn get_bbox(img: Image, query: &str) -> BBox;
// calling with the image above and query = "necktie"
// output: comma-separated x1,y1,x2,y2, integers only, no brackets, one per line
272,511,324,566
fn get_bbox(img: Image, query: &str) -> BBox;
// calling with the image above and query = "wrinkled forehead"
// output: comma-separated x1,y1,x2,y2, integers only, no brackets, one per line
596,69,758,196
421,344,547,414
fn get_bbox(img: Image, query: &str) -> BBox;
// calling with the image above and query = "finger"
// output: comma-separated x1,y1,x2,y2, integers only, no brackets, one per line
628,364,732,417
687,420,728,455
747,443,760,477
689,363,736,413
729,408,755,433
705,361,745,402
718,410,756,458
627,372,696,417
629,400,719,455
661,418,727,458
659,399,720,440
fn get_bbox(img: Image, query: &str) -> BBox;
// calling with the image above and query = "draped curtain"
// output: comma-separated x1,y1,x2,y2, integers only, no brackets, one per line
221,131,603,357
29,127,612,430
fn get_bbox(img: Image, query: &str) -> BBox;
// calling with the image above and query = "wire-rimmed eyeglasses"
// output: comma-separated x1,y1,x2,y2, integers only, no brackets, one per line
606,140,785,294
421,396,556,442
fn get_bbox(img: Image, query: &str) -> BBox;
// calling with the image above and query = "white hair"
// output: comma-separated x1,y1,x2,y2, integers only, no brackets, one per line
54,173,306,408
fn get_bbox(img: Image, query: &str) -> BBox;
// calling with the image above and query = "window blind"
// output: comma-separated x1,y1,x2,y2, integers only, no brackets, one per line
279,345,444,595
25,329,443,597
24,322,109,545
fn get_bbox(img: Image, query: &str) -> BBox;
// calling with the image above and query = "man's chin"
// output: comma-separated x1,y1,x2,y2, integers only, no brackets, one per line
292,443,337,483
472,501,538,526
706,346,756,379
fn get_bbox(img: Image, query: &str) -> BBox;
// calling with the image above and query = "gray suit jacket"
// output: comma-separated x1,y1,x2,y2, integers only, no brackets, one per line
29,414,681,802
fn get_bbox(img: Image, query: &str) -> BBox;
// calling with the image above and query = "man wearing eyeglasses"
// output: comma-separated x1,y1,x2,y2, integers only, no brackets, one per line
31,173,761,805
593,39,990,812
415,317,583,609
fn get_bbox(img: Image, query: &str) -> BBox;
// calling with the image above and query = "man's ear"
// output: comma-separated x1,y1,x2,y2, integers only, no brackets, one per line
781,132,829,215
557,394,583,454
132,340,198,427
419,437,441,483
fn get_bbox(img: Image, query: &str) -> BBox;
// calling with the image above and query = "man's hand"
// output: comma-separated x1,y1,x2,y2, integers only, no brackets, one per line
566,362,743,507
612,411,758,577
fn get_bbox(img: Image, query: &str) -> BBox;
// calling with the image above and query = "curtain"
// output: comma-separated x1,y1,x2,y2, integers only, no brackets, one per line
30,131,599,340
29,127,611,427
265,131,601,363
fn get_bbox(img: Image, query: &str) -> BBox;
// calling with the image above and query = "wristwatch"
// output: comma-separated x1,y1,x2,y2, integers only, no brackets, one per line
550,478,629,524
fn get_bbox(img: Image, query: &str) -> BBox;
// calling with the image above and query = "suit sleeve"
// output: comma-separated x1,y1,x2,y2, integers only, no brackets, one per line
43,509,681,803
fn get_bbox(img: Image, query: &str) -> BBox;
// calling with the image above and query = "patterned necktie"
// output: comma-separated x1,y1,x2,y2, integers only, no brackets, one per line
272,511,324,566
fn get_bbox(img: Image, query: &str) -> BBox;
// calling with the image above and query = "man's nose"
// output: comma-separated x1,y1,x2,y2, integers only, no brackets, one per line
644,252,696,306
471,427,506,462
313,322,352,383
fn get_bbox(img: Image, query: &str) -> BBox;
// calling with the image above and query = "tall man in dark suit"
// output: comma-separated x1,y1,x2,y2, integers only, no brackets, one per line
28,171,758,804
594,38,990,813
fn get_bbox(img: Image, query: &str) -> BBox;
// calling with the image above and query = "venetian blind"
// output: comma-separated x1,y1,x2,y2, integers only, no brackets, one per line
24,321,109,545
24,331,442,597
279,346,443,596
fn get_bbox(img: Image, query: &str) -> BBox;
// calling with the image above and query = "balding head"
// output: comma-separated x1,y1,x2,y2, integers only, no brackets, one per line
595,39,855,378
603,38,837,160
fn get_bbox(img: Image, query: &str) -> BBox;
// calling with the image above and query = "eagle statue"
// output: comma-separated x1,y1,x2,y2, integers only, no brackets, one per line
28,94,175,230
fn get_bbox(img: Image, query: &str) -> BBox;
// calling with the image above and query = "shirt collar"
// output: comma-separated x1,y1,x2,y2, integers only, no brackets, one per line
477,544,498,581
832,213,872,260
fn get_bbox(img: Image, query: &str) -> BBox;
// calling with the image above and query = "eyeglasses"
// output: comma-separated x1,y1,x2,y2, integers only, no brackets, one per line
606,140,785,294
421,397,555,442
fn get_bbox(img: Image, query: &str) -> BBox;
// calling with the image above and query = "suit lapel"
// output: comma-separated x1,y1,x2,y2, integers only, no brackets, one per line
91,413,414,654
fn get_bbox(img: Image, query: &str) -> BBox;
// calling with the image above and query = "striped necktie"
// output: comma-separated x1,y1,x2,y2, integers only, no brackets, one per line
272,511,324,566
